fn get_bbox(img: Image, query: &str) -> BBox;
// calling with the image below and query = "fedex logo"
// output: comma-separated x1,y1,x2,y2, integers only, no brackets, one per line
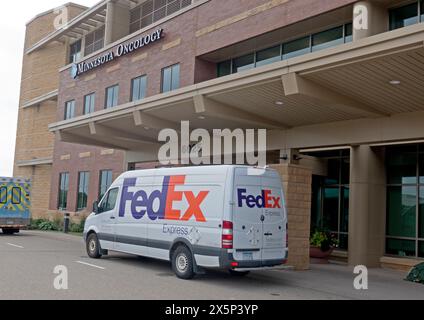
238,189,282,209
119,176,209,222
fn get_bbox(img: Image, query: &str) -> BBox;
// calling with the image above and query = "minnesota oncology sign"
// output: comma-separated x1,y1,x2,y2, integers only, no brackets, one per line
71,28,164,79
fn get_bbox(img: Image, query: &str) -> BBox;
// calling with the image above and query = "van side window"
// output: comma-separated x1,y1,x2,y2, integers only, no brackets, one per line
0,187,7,204
12,187,21,205
99,188,119,214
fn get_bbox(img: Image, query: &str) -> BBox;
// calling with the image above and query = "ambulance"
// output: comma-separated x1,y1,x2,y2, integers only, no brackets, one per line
83,166,288,279
0,177,31,234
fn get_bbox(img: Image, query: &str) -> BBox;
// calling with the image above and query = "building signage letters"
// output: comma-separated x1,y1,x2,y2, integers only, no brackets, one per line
71,28,164,79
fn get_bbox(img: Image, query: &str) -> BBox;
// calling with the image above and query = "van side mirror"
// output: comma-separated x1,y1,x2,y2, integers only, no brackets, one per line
93,201,99,214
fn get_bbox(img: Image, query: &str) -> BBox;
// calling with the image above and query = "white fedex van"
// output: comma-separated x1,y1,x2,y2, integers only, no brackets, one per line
84,166,288,279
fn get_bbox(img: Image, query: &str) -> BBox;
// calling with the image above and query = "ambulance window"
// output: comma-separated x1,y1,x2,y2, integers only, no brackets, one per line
12,187,21,205
0,187,7,204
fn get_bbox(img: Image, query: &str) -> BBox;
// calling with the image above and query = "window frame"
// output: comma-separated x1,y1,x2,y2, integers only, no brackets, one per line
64,100,76,120
161,64,180,93
105,84,120,109
84,93,96,115
58,172,69,210
77,171,90,211
130,75,147,102
69,39,82,64
99,170,113,201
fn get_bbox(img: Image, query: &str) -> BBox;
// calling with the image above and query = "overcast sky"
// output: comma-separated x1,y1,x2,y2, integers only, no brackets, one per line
0,1,99,177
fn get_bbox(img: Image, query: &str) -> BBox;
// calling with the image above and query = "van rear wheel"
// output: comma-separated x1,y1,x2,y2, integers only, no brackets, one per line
172,246,195,280
229,270,250,277
86,233,102,259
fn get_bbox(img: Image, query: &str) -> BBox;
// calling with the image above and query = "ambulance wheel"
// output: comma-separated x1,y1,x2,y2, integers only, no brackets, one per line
229,270,250,277
172,246,195,280
86,233,102,259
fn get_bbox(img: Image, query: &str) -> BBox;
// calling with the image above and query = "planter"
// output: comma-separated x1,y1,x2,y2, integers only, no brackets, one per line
310,246,334,263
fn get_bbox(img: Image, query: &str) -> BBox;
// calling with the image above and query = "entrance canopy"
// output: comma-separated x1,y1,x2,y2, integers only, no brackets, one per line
49,23,424,152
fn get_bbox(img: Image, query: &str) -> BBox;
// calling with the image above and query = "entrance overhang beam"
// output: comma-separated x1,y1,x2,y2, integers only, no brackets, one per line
193,95,290,129
281,73,389,117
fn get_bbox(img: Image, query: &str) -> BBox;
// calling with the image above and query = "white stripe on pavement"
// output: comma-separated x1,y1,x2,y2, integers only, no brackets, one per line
6,243,24,249
76,261,106,270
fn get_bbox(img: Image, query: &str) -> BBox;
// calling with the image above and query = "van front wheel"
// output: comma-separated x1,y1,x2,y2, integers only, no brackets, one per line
172,246,195,280
86,233,102,259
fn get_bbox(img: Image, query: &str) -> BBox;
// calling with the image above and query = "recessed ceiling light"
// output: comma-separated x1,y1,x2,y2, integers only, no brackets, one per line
198,116,206,120
389,80,401,85
275,101,284,106
144,127,150,130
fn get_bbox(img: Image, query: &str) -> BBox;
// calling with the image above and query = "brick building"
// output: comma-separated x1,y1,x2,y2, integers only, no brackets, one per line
14,0,424,270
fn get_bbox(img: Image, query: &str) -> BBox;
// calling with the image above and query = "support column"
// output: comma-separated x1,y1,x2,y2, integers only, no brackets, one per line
271,162,312,271
105,1,130,45
349,145,386,267
353,1,388,41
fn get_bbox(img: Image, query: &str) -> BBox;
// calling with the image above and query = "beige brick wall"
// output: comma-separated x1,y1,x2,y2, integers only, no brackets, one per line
13,5,86,220
271,164,312,270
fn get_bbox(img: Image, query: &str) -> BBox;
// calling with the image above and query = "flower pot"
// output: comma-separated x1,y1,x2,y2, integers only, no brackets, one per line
310,246,334,262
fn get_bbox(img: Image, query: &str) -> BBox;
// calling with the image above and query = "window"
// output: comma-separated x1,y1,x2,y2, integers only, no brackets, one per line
310,150,350,250
232,54,255,73
131,76,147,102
390,1,421,30
130,0,192,34
0,187,7,204
312,26,344,52
217,23,353,77
283,36,310,60
58,173,69,210
386,144,424,258
77,172,90,211
161,64,180,93
69,40,82,63
99,170,113,201
256,46,281,67
84,93,96,115
85,26,105,56
64,100,75,120
105,85,119,108
98,188,119,213
345,23,353,43
217,60,232,77
11,187,21,205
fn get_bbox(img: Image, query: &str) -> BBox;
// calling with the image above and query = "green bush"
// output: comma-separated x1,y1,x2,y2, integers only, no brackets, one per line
69,218,86,234
29,216,86,233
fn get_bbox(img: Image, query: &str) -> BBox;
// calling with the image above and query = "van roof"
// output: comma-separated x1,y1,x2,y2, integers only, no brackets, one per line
118,165,274,179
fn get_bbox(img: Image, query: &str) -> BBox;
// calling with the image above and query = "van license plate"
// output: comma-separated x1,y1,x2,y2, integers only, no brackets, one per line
243,252,253,260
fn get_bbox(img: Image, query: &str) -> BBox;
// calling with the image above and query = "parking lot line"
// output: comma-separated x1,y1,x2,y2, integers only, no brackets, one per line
6,243,24,249
76,261,106,270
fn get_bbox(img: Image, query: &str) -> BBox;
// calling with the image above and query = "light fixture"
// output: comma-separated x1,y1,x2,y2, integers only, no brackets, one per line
144,126,150,130
275,101,284,106
389,80,401,85
198,116,206,120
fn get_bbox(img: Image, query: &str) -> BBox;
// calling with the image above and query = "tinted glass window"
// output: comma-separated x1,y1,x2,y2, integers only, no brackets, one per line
99,188,119,213
283,36,310,60
232,54,255,73
84,93,96,115
131,76,147,102
161,64,180,93
312,26,344,52
218,60,231,77
256,46,281,67
65,100,75,120
58,173,69,210
105,85,119,108
69,40,81,63
77,172,90,211
390,2,419,30
0,187,6,204
387,186,417,238
99,170,113,200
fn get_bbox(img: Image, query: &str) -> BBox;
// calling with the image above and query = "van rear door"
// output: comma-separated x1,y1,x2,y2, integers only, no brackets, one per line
233,168,286,264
